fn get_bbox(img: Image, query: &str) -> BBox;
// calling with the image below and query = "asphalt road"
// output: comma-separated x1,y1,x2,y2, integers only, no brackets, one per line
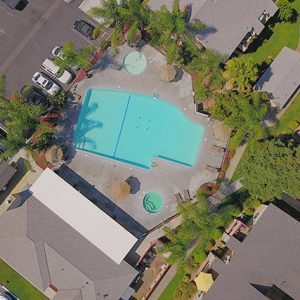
0,0,106,96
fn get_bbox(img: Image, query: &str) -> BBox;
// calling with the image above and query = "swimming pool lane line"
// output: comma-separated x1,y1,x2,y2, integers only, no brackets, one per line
113,95,131,157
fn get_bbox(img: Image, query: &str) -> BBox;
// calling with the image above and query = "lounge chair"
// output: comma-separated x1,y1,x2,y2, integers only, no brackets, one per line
174,193,183,203
183,189,191,201
212,145,226,153
205,164,220,173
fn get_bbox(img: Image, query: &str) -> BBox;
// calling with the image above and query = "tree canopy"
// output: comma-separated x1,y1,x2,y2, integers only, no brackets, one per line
210,91,269,146
0,91,42,159
223,55,258,91
238,138,300,200
54,41,94,70
277,0,296,22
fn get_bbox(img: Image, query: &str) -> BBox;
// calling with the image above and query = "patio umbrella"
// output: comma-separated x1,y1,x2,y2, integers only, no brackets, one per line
45,145,63,164
160,64,176,82
194,272,214,292
112,180,130,199
126,176,141,194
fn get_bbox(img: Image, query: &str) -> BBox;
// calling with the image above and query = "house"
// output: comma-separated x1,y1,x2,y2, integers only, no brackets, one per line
254,47,300,109
0,161,16,192
148,0,278,60
0,168,138,300
203,204,300,299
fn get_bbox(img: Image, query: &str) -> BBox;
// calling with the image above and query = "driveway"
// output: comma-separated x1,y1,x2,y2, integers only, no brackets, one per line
0,0,109,95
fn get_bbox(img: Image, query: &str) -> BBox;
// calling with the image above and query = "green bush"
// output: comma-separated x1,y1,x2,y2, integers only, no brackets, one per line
193,249,206,263
211,228,222,240
277,0,296,22
174,281,197,300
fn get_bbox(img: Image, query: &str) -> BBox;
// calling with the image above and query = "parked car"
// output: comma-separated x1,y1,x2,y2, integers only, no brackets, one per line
73,20,95,40
41,58,73,84
51,46,80,71
0,285,18,300
32,72,61,96
20,85,50,112
2,0,23,9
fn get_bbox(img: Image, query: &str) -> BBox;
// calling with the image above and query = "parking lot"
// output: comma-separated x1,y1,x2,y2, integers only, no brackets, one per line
0,0,110,95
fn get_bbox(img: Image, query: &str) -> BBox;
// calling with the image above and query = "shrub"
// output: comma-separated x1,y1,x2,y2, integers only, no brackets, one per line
193,248,206,264
277,0,296,22
211,228,222,241
174,281,197,300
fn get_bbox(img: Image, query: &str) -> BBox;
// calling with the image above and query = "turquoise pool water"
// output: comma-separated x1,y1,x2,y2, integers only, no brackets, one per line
74,88,204,169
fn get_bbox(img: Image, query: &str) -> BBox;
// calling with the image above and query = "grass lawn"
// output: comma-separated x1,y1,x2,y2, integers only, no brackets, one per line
269,93,300,136
247,0,300,66
158,268,185,300
0,259,48,300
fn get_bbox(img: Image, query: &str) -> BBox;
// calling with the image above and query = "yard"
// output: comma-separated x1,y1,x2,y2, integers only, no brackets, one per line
158,268,185,300
269,93,300,136
0,259,48,300
247,0,300,66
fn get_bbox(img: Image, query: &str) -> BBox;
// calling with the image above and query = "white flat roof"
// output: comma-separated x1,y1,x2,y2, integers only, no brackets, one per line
30,168,137,264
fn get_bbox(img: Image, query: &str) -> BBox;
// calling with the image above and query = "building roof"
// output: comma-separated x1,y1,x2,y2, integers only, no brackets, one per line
195,0,278,58
205,204,300,300
147,0,207,20
30,168,137,264
0,195,138,300
0,161,16,191
254,47,300,109
149,0,277,59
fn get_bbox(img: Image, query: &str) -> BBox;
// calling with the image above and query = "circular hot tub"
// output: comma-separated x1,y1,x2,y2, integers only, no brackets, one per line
143,192,164,213
123,51,147,75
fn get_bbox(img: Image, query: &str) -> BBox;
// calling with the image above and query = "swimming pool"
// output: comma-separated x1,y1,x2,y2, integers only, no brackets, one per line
74,88,204,169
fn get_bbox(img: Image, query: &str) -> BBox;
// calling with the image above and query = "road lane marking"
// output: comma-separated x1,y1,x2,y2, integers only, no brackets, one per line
0,0,61,74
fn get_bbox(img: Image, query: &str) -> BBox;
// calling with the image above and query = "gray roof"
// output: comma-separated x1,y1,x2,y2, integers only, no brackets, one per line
254,47,300,109
205,204,300,300
195,0,278,58
149,0,277,58
0,196,138,300
0,161,16,191
147,0,207,20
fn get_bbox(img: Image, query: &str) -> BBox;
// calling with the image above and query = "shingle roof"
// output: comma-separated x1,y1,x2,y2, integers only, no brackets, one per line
0,161,16,191
205,204,300,300
148,0,278,59
195,0,278,58
254,47,300,109
0,196,138,300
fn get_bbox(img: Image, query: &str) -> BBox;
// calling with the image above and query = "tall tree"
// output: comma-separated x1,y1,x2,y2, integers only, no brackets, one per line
89,0,149,50
223,55,258,91
54,41,94,70
0,93,42,159
238,138,300,200
148,0,205,64
210,91,268,146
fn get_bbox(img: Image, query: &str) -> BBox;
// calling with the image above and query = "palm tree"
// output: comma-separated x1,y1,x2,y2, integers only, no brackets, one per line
54,41,94,70
89,0,149,50
147,0,205,64
223,55,258,91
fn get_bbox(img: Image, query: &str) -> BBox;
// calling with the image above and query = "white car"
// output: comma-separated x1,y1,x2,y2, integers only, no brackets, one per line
32,72,61,96
51,46,80,71
41,58,73,84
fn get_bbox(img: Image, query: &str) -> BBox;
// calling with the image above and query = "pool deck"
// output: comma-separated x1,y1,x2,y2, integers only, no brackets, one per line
56,43,227,230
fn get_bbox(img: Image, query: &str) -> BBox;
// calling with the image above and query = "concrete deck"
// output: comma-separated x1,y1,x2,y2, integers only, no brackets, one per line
56,42,226,230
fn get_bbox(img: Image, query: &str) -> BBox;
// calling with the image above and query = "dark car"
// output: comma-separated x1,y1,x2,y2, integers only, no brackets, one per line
20,85,51,113
2,0,24,9
73,20,95,40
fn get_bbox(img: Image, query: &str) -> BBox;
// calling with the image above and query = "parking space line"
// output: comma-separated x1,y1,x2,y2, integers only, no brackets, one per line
0,0,62,74
0,4,15,17
71,28,99,49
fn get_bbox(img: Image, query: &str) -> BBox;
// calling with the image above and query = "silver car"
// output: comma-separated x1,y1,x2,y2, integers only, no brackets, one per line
32,72,61,96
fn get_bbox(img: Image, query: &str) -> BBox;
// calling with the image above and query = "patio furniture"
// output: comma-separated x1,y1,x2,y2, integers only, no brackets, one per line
111,180,130,199
125,176,141,194
183,189,192,201
212,145,226,153
205,164,220,173
160,64,176,82
194,272,214,292
174,193,183,203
